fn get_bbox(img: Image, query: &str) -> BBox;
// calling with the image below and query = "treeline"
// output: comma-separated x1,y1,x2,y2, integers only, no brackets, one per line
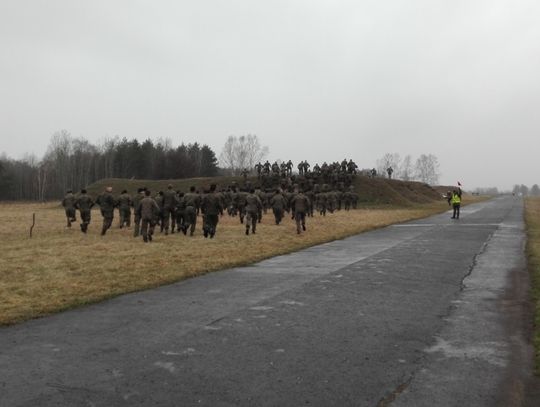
0,130,219,201
512,184,540,196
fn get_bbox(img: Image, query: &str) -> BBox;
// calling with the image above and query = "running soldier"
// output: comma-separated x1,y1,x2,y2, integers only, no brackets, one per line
270,189,287,225
291,189,310,234
74,189,94,233
117,190,132,228
96,186,116,236
244,188,263,235
182,186,201,236
162,184,179,235
201,184,223,238
137,190,160,242
132,188,145,237
62,190,77,228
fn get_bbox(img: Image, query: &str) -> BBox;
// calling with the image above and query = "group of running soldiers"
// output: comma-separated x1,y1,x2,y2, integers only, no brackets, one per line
62,183,359,242
61,159,361,242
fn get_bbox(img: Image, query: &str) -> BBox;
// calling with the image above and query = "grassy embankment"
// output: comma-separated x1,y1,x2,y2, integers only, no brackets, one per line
525,197,540,375
0,176,485,325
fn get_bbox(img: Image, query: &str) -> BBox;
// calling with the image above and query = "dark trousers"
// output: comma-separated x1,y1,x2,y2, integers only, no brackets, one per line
184,207,197,235
295,211,306,233
119,208,131,228
452,204,460,219
246,211,258,232
141,217,156,241
65,208,76,226
273,208,283,225
79,210,91,232
101,211,114,235
203,214,219,236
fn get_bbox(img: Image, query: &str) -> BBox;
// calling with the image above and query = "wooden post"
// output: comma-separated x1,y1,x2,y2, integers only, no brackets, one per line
30,213,35,238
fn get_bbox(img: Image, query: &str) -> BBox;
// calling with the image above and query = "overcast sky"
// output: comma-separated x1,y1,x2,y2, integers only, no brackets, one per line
1,0,539,190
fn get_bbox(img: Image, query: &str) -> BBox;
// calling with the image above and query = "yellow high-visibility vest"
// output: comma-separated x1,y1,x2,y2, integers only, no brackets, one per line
451,193,461,205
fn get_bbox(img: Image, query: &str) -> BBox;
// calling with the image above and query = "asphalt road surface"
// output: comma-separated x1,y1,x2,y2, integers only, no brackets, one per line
0,196,535,406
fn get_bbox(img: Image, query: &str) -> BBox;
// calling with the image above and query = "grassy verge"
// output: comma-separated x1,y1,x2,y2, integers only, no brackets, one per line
0,196,486,325
525,197,540,375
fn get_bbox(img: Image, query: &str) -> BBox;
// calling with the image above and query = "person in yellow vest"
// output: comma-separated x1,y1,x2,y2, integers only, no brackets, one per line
451,189,462,219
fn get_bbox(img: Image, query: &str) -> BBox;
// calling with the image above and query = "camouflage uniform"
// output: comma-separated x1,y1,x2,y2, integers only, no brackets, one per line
235,190,248,224
137,195,160,242
182,191,201,236
162,186,179,234
74,191,94,233
201,188,223,238
132,190,144,237
62,192,77,227
270,191,287,225
96,189,116,235
117,192,132,228
245,192,263,235
291,192,310,234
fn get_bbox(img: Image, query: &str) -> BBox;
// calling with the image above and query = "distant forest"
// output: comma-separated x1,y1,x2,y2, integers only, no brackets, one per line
0,130,219,201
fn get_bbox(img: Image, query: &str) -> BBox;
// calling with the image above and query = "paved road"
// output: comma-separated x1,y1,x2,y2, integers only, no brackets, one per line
0,196,533,406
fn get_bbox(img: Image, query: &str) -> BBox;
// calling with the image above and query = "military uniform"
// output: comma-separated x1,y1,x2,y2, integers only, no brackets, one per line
132,190,144,237
270,192,287,225
201,190,223,238
182,192,201,236
75,192,94,233
137,195,160,242
96,190,116,235
245,192,263,235
62,192,77,227
161,187,179,234
117,192,132,228
291,192,310,234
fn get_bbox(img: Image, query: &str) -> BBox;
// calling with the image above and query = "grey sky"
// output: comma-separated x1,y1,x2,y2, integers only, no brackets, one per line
1,0,539,190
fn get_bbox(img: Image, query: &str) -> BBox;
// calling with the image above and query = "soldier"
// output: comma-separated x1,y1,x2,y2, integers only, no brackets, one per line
244,188,263,235
236,188,248,224
132,188,145,237
347,159,358,174
161,184,179,235
201,184,223,238
137,190,160,242
318,186,328,216
176,191,186,232
370,168,377,178
182,186,201,236
291,189,310,234
286,160,293,176
270,189,287,225
117,189,132,228
254,186,265,223
155,191,165,232
297,161,304,176
74,189,94,233
241,168,249,184
303,161,310,174
263,160,271,175
255,162,263,178
95,186,116,236
387,167,393,179
61,190,77,227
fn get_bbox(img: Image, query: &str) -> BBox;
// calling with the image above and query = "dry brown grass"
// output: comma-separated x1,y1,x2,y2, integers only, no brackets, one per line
525,197,540,374
0,196,486,325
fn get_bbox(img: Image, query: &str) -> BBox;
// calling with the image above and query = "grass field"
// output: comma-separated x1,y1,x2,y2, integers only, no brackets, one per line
0,197,483,326
525,197,540,375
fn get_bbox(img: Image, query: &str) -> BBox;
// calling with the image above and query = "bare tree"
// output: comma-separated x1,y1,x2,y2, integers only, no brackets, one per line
399,154,414,181
219,134,268,175
415,154,440,185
